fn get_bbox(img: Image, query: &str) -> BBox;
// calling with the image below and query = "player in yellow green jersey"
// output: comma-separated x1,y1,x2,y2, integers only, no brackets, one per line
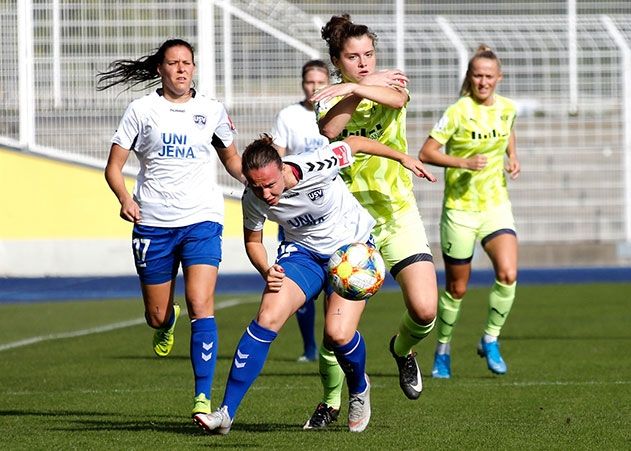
419,45,521,378
304,14,439,429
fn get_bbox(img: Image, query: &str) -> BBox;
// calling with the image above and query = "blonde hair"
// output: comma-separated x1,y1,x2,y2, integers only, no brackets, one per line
459,44,502,97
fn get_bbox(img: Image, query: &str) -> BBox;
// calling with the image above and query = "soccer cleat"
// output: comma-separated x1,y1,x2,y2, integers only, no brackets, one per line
303,402,340,430
296,351,317,363
477,338,507,375
432,352,452,379
193,405,232,435
192,393,211,416
152,304,180,357
389,335,423,399
348,375,371,433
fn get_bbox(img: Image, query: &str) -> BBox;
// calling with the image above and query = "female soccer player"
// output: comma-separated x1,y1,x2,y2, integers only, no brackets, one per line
305,14,438,427
99,39,243,425
193,134,435,435
418,45,520,378
271,59,331,362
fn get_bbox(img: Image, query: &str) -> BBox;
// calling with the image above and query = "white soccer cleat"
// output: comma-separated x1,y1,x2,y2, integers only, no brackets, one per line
193,405,232,435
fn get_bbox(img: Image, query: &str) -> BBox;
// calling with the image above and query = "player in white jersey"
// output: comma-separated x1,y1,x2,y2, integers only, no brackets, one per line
99,39,243,428
271,60,331,362
272,60,330,157
193,134,435,435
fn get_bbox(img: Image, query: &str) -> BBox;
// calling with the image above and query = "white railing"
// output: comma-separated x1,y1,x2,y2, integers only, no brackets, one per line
2,0,631,245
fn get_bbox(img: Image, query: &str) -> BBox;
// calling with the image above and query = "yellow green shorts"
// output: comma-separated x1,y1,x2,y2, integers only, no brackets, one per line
372,206,433,278
440,202,516,261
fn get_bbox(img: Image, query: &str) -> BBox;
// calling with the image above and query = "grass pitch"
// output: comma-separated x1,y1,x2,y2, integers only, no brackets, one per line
1,283,630,450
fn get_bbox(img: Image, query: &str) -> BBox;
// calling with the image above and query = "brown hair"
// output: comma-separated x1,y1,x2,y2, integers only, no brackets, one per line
459,44,502,97
321,14,377,62
96,39,195,92
242,134,283,175
301,59,330,81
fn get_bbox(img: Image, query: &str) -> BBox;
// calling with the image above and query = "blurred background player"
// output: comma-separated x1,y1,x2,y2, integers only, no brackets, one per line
418,45,520,378
99,39,243,426
306,14,438,427
271,59,331,362
193,134,435,435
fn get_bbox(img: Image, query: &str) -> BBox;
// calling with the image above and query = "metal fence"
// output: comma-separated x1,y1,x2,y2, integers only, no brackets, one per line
2,0,631,245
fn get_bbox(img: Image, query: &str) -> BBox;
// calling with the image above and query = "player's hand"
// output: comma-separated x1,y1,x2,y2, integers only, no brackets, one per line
401,155,437,182
265,264,285,292
464,154,487,170
310,83,358,103
505,156,521,179
119,198,141,223
359,69,408,88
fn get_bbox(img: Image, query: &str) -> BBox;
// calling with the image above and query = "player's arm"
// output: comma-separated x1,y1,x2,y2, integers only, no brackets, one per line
343,135,436,182
313,72,408,139
418,136,487,171
215,141,246,184
244,227,285,292
505,130,520,180
104,143,140,223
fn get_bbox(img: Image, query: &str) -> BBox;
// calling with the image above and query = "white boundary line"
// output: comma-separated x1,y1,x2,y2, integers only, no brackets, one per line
0,297,257,352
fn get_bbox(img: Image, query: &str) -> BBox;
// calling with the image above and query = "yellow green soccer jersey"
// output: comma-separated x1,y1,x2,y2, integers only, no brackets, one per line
429,94,517,212
315,91,416,224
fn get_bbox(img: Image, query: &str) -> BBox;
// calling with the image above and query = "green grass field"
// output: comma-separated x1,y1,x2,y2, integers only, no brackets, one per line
1,283,630,450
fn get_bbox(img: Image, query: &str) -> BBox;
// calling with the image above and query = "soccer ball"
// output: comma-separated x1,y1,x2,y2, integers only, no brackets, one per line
327,242,386,301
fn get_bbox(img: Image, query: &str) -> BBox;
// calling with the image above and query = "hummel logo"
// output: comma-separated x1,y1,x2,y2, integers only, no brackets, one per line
234,349,249,369
201,341,214,361
306,157,336,172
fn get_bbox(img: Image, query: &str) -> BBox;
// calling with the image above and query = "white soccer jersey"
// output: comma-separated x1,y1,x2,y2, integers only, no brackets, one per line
271,102,329,155
112,90,235,227
242,142,375,255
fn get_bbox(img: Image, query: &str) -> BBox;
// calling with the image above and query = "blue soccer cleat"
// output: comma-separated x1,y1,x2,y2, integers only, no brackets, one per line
477,338,507,375
432,352,451,379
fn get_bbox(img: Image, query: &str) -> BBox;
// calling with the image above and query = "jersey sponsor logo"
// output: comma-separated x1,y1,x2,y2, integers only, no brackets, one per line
469,128,507,140
193,114,207,128
331,144,350,167
169,108,185,113
287,213,328,228
304,136,327,153
283,191,300,199
340,123,383,140
159,132,195,158
307,188,324,203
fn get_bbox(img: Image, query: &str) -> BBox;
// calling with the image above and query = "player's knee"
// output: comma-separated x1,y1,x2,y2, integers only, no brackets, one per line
323,326,355,347
255,311,283,332
496,268,517,285
447,282,467,300
408,307,436,326
186,294,213,319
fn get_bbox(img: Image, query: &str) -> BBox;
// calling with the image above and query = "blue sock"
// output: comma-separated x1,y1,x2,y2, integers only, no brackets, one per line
165,305,177,328
222,320,277,419
296,298,317,359
190,317,218,399
333,331,367,394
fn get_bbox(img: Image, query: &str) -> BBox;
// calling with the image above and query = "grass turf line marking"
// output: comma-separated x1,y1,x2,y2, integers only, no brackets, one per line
0,297,257,352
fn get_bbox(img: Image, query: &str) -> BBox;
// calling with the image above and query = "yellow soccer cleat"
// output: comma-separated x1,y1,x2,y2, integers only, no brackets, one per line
152,304,180,357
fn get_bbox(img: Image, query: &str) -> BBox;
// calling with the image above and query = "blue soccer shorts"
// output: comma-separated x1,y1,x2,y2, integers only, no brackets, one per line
132,221,223,284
